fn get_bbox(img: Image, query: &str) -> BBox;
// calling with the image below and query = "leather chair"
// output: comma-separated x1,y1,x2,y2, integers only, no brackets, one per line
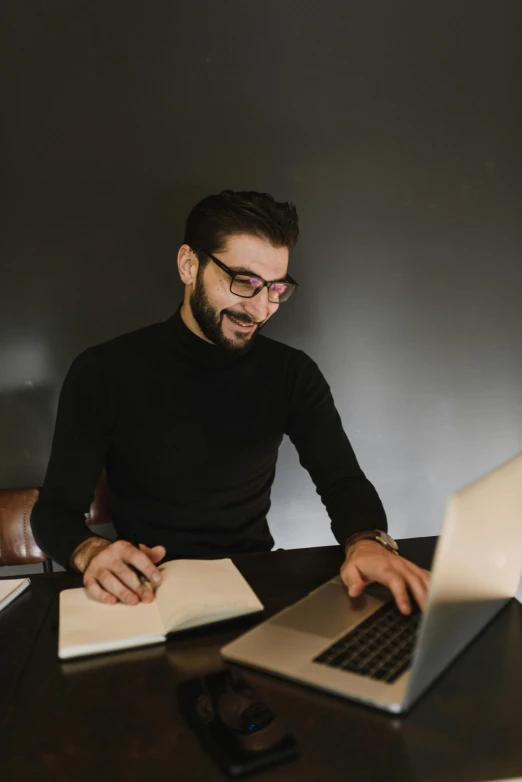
0,470,112,572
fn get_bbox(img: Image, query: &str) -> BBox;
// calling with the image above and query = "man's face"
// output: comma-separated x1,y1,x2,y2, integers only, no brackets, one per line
189,234,289,353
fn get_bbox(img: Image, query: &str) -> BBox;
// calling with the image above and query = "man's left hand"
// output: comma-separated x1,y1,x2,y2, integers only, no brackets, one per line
340,539,431,615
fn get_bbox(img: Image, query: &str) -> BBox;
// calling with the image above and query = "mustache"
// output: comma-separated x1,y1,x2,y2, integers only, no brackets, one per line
222,310,260,326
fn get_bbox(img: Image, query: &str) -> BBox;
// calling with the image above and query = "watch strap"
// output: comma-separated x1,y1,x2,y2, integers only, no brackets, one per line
344,529,399,556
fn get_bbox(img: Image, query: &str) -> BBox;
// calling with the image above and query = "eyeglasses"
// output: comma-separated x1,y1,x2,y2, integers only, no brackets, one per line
197,248,298,304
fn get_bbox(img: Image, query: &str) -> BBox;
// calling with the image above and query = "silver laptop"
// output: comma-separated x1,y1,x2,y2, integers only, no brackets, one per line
221,453,522,713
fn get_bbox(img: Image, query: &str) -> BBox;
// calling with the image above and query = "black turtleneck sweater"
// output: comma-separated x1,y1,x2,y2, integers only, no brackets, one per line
30,308,387,569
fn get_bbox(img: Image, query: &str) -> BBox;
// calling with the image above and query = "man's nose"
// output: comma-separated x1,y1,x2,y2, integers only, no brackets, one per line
244,287,272,321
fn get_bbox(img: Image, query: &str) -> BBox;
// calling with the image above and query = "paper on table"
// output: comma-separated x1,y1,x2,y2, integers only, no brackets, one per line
0,578,31,613
58,588,165,659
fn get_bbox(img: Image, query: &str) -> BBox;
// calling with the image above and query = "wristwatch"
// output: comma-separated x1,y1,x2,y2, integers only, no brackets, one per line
344,529,399,556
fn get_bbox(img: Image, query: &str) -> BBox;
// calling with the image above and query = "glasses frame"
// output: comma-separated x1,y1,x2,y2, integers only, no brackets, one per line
196,248,299,303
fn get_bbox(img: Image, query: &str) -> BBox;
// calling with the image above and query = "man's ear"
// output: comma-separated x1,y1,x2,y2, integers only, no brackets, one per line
195,693,215,725
177,244,198,286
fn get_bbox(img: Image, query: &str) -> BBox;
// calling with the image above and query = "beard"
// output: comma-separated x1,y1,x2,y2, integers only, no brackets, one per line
190,270,265,354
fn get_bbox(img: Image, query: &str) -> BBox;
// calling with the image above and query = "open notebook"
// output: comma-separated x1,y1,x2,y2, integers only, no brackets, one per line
58,558,263,660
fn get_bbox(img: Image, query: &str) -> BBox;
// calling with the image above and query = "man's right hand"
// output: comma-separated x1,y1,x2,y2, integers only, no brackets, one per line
71,538,166,606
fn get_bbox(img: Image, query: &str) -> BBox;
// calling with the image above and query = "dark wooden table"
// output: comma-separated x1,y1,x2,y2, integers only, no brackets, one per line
1,538,521,782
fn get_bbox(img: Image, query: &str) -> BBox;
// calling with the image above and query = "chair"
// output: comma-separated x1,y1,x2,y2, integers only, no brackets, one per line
0,470,112,572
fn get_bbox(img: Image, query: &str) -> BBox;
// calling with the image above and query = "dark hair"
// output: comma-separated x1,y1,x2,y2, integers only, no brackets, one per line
183,190,299,269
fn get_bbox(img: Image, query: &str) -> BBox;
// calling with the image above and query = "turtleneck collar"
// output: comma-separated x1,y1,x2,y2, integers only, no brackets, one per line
167,305,254,369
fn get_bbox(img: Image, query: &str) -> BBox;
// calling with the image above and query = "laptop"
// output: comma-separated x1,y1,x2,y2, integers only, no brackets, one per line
221,453,522,713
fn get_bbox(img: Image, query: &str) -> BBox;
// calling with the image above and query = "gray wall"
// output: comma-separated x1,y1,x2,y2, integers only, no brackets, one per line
1,0,521,556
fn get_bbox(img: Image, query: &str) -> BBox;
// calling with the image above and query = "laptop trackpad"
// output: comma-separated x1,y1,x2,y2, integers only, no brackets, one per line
270,581,389,640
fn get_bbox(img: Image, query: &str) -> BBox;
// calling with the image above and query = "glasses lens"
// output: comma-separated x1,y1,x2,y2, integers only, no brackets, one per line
239,702,274,733
268,282,295,303
231,275,264,298
230,276,296,303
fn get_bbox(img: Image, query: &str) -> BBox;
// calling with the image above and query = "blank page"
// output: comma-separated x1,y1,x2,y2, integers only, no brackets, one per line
155,558,264,632
58,588,165,659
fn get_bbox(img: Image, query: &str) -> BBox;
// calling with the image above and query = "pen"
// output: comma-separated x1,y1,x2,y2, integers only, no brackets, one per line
129,532,153,592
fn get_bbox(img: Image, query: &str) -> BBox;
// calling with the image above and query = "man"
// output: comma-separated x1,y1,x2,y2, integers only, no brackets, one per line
31,190,429,614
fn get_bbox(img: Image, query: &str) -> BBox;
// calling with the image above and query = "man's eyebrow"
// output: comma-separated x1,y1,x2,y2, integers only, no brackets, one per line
228,265,287,282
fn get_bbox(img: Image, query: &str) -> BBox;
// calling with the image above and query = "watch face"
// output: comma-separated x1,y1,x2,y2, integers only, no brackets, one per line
377,532,399,551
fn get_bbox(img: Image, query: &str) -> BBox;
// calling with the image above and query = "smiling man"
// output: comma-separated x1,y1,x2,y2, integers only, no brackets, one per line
31,190,429,613
180,236,294,352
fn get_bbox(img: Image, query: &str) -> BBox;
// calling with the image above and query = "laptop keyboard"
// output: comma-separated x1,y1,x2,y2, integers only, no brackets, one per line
313,601,422,684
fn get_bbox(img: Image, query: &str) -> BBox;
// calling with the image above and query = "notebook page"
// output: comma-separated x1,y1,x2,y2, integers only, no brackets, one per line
58,587,165,659
155,558,264,632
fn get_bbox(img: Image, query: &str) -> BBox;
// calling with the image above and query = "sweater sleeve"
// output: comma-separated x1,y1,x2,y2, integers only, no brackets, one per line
285,351,387,545
30,348,112,569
